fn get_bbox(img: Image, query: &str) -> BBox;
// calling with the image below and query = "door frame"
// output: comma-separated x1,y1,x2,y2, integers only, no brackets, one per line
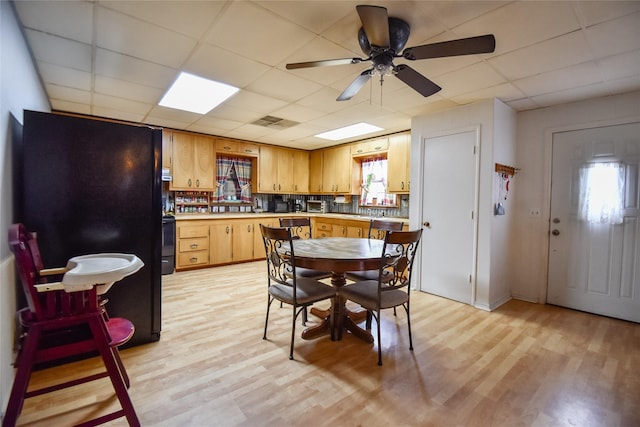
414,125,481,306
542,116,640,304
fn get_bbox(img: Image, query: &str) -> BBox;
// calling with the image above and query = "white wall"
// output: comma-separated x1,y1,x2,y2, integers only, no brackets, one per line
511,91,640,303
410,98,517,311
0,0,50,415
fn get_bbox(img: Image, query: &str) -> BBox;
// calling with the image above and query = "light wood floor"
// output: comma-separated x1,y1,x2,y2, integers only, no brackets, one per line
12,261,640,426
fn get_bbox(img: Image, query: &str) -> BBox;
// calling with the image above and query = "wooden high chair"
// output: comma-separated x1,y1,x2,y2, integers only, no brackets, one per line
3,223,140,427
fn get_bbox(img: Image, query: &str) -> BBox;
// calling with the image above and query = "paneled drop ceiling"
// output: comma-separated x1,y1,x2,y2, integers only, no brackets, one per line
13,1,640,150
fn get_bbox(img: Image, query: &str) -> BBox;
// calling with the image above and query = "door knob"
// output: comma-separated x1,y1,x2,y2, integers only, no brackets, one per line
552,229,560,236
423,221,431,228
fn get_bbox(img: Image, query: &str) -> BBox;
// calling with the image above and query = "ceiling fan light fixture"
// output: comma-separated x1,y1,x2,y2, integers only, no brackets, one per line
315,122,383,141
159,72,239,114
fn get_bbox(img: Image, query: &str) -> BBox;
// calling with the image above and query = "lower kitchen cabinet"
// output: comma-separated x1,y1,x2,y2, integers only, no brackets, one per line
176,215,405,271
176,222,210,269
209,222,233,265
233,220,255,262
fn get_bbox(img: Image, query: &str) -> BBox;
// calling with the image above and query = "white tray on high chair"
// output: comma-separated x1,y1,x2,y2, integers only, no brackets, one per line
62,253,144,294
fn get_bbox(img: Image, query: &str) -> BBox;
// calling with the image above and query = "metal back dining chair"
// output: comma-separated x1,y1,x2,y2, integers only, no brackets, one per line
339,229,423,365
260,224,336,360
345,219,404,283
3,223,140,427
278,217,332,281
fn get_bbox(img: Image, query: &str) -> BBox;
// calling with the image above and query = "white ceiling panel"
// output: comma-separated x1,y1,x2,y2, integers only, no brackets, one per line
184,43,271,88
14,0,94,43
205,2,315,67
39,63,91,91
96,7,197,69
99,0,226,39
12,0,640,148
24,31,92,72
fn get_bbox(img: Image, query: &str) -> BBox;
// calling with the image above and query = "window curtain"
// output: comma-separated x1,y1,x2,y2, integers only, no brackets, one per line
578,162,625,225
215,156,234,202
235,157,252,203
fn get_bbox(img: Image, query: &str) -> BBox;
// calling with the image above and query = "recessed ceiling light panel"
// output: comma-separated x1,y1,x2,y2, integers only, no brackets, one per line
159,72,239,114
315,122,383,141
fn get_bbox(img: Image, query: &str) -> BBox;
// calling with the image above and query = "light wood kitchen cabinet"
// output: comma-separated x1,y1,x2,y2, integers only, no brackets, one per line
332,224,347,237
347,226,364,238
253,218,277,259
351,137,388,156
215,138,259,157
292,150,309,193
176,222,209,269
309,150,323,193
387,133,411,193
170,131,215,191
233,220,255,262
258,145,294,193
322,145,355,194
162,130,173,170
209,222,233,265
315,221,332,238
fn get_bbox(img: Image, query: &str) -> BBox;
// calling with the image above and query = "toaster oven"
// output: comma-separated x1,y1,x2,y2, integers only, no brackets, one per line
306,200,328,213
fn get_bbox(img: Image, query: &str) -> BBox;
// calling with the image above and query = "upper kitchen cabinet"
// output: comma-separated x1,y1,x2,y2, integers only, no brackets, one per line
214,138,259,157
351,137,388,157
387,132,411,193
309,150,323,194
170,131,215,191
292,150,309,193
322,144,356,194
162,130,173,170
258,145,309,194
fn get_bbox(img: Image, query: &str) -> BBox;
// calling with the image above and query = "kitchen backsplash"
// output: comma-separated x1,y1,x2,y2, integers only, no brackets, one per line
254,193,409,218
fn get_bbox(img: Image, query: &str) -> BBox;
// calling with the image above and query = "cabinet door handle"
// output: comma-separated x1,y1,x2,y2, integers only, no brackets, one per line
188,178,192,187
190,243,198,249
374,146,382,150
273,184,276,191
223,146,231,150
190,257,198,263
196,179,200,187
226,226,230,234
401,181,404,190
247,225,251,232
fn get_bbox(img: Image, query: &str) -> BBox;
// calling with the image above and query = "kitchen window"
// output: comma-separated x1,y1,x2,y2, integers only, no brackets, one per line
360,157,396,207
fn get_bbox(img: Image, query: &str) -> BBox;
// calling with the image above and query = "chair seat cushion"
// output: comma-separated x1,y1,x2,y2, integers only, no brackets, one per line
338,280,408,310
345,269,392,283
106,317,135,347
285,266,332,280
269,278,335,305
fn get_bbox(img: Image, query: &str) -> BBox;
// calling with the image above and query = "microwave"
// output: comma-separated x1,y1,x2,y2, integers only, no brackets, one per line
268,200,288,213
307,200,328,213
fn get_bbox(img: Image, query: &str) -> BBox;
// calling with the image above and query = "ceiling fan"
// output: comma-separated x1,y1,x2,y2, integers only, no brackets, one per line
286,5,496,101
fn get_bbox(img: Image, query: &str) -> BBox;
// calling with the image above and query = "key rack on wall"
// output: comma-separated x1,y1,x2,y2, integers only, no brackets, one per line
495,163,519,176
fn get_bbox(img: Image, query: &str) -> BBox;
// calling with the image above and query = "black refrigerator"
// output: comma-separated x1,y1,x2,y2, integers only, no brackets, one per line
19,110,162,346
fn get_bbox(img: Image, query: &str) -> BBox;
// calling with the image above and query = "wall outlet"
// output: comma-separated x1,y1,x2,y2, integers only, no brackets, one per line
529,209,541,217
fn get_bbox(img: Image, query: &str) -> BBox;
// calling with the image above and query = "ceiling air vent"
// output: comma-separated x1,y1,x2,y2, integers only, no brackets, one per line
251,115,299,130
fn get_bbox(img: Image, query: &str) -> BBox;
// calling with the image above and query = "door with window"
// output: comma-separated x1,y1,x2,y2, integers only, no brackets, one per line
548,122,640,322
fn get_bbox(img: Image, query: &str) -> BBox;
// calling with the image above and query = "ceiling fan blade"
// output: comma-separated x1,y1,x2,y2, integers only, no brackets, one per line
286,57,364,70
337,70,373,101
356,5,390,48
403,34,496,60
395,64,441,97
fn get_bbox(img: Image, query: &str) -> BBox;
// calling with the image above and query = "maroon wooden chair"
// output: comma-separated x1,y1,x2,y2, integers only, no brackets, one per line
3,223,140,427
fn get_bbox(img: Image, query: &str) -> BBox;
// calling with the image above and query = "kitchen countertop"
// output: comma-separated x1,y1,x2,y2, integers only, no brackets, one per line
174,212,408,223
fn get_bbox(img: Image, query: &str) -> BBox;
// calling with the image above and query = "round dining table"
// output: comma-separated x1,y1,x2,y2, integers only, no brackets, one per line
288,237,385,342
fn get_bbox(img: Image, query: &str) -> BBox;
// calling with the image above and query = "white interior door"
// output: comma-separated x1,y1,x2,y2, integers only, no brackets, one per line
548,122,640,322
420,130,478,304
